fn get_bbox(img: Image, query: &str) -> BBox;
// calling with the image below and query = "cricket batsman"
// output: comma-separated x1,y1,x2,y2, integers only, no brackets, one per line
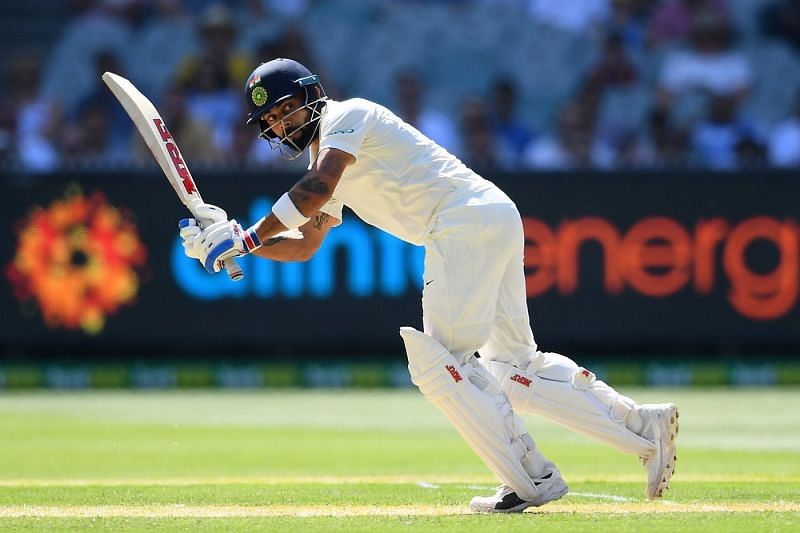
179,58,679,513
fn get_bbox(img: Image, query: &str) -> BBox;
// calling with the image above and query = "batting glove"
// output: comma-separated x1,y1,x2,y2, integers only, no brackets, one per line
177,203,229,260
178,219,202,259
192,219,262,274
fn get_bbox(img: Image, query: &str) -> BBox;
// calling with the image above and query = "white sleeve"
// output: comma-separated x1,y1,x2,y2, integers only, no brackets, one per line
318,102,372,158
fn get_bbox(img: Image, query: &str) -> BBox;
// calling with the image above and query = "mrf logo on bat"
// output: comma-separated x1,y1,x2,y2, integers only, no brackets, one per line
153,118,197,196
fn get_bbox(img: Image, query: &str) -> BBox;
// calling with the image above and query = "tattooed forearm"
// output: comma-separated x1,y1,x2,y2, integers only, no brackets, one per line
318,153,348,177
313,212,330,230
284,150,349,219
288,189,311,205
263,237,288,247
298,176,330,195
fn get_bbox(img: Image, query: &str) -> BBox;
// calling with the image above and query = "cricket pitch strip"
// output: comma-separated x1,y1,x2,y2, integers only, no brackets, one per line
1,502,798,518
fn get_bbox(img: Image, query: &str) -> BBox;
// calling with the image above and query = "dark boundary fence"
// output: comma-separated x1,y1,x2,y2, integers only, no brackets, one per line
2,169,799,361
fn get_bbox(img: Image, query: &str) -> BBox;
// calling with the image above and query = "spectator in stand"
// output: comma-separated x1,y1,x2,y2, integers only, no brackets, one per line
62,101,129,168
254,39,282,68
584,32,640,92
734,137,768,168
183,60,240,153
262,0,310,20
460,97,504,172
129,0,196,98
580,32,644,167
657,13,751,104
228,124,263,168
491,78,535,170
393,70,462,157
647,0,729,47
271,25,340,99
690,95,763,169
617,107,690,168
41,0,141,117
6,54,62,172
175,4,253,93
767,92,800,168
74,50,133,159
132,85,218,167
760,0,800,51
527,0,611,35
522,100,614,169
607,0,652,50
0,102,16,169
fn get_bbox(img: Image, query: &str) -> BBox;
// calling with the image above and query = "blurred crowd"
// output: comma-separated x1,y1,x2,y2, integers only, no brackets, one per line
1,0,800,174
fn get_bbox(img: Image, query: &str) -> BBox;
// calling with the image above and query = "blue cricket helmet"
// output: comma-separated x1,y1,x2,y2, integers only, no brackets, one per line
244,58,327,157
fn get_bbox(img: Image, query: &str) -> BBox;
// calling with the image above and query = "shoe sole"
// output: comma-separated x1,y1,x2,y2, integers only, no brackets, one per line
648,404,679,499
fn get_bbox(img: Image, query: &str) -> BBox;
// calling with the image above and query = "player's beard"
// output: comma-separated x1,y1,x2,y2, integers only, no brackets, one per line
264,99,326,160
281,119,319,155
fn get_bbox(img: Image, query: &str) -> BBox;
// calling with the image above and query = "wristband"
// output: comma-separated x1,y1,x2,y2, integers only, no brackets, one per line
242,225,262,252
272,192,310,229
230,219,263,253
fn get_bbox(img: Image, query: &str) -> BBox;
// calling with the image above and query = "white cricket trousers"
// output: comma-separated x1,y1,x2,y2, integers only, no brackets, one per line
421,199,655,459
422,200,537,365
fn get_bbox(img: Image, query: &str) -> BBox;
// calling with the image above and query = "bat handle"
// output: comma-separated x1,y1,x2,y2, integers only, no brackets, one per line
224,257,244,281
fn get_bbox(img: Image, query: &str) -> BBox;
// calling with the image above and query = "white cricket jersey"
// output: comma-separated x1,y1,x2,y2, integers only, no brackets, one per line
311,98,511,245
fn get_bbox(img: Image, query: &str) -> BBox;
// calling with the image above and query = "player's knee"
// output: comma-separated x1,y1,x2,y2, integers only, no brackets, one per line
532,352,582,383
400,327,465,401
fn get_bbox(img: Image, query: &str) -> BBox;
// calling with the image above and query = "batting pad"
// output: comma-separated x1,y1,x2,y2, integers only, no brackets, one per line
484,356,656,458
399,327,541,501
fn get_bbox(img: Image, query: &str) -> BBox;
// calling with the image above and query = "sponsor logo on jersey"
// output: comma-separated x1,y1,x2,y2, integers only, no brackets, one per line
330,128,355,135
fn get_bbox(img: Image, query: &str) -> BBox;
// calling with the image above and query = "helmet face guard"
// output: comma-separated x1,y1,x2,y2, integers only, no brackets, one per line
257,79,327,160
244,59,327,160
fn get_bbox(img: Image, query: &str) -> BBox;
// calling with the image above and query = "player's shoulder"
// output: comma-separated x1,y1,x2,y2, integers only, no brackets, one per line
324,97,382,117
319,98,385,138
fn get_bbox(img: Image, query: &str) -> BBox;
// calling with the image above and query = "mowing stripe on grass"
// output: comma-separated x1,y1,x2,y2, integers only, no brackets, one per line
1,473,797,487
567,492,633,502
1,503,798,517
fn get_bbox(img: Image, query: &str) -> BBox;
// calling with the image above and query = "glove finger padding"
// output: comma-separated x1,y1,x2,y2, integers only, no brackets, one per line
194,203,228,226
179,219,201,238
179,219,201,259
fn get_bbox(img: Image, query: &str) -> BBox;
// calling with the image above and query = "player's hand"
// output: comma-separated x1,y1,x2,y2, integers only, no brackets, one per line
178,218,201,259
177,203,229,260
193,219,261,274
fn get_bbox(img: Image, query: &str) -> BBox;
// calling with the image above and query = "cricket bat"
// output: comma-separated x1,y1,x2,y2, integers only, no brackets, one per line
101,71,244,281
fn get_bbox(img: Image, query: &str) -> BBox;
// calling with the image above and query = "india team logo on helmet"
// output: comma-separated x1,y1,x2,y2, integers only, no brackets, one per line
251,86,268,107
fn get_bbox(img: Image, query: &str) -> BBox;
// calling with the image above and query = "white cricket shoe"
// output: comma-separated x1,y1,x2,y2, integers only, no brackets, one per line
469,468,568,513
639,403,679,499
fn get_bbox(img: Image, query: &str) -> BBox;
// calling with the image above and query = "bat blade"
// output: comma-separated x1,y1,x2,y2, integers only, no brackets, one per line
102,72,202,209
102,71,243,281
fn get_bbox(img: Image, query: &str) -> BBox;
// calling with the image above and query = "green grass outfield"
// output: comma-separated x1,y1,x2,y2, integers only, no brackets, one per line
0,388,798,531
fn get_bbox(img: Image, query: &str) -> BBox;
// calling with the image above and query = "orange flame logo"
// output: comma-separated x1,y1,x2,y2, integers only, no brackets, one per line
5,188,147,334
